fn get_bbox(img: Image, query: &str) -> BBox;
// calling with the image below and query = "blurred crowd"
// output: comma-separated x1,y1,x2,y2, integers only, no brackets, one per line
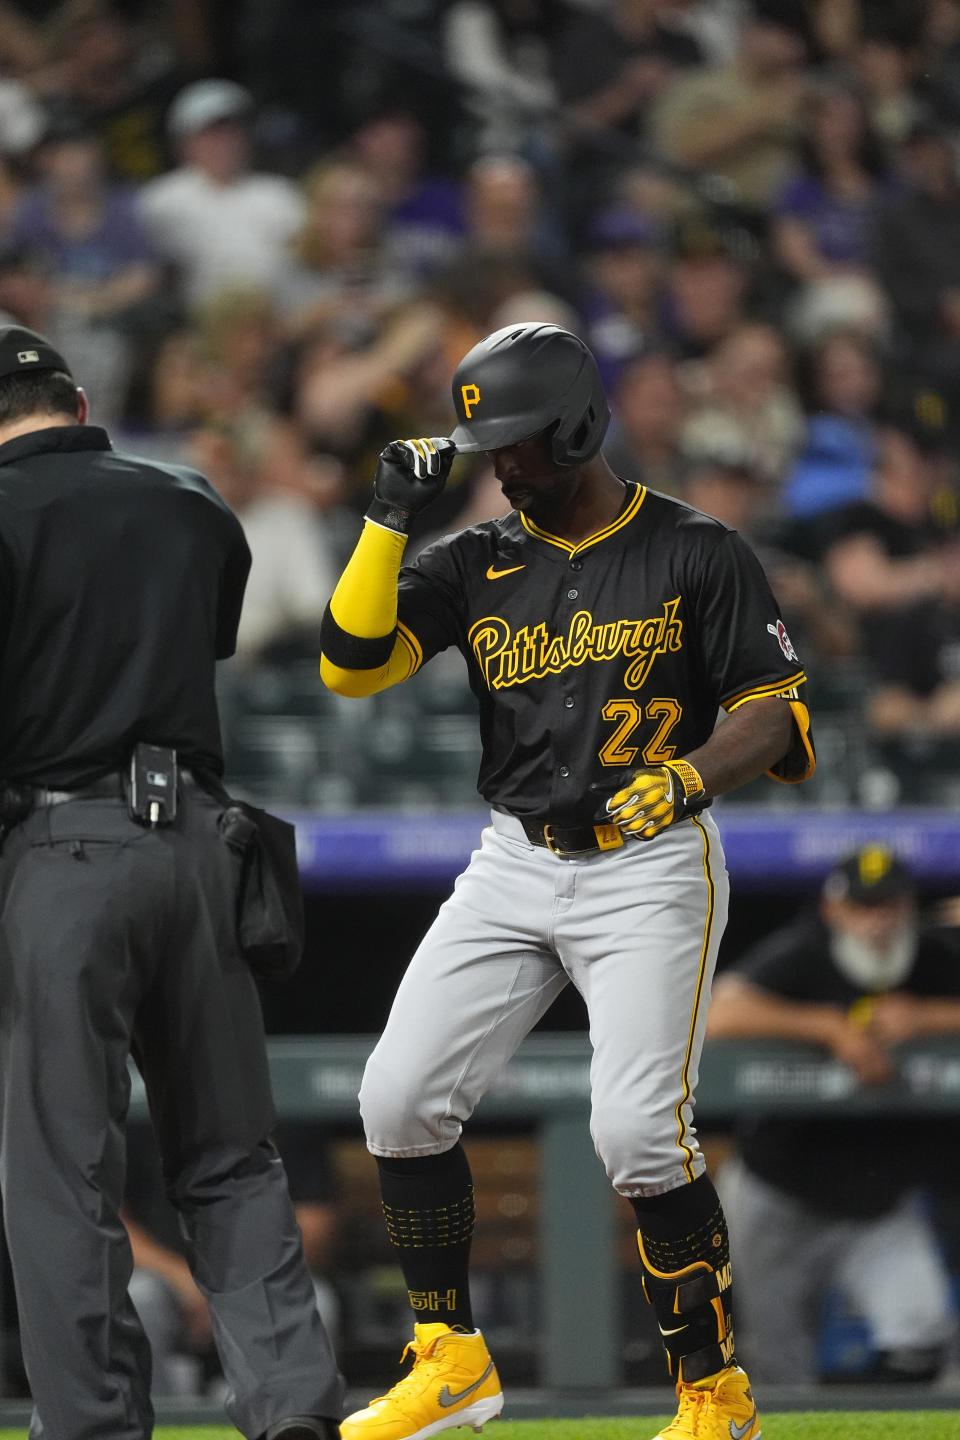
2,0,960,806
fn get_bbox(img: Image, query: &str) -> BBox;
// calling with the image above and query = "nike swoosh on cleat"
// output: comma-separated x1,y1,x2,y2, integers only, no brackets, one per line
485,564,525,580
438,1361,495,1407
729,1410,758,1439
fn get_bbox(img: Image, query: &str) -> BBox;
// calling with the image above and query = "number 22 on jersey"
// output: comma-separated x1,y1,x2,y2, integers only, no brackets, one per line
599,698,682,767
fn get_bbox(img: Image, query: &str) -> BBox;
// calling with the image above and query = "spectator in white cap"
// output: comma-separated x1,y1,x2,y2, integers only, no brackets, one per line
166,79,253,143
139,79,305,309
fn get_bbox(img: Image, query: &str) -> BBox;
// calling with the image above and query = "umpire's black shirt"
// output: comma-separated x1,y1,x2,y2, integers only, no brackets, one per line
0,424,250,786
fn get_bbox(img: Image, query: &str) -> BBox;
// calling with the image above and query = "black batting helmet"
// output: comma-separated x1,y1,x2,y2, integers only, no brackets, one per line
449,323,610,467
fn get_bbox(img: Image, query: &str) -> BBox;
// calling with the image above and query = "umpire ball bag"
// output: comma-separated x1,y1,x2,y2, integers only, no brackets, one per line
218,800,305,981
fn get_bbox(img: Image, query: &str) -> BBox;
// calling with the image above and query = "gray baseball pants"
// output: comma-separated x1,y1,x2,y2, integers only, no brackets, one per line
361,810,728,1197
0,785,342,1440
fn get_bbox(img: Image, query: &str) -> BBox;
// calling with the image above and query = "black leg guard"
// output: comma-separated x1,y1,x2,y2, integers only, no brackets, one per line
636,1209,736,1384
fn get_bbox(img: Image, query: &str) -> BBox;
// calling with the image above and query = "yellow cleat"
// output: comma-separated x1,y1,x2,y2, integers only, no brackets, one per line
650,1366,761,1439
340,1323,503,1440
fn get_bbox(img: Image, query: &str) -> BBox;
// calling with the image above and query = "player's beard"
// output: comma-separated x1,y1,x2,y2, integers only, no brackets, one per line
510,471,580,525
829,921,918,991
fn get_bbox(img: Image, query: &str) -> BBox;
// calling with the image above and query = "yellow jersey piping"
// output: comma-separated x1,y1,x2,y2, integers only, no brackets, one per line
724,671,806,712
768,697,817,784
396,621,423,677
674,815,715,1182
520,485,647,554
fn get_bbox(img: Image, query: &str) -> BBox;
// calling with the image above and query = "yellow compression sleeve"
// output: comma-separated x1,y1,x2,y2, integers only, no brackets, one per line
320,520,419,698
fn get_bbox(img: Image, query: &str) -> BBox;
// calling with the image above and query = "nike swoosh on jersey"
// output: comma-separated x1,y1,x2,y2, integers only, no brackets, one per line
729,1410,758,1439
658,1323,688,1337
438,1360,495,1407
485,563,525,580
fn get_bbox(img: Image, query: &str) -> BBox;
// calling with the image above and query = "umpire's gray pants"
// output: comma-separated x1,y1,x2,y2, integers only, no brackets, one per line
0,786,343,1440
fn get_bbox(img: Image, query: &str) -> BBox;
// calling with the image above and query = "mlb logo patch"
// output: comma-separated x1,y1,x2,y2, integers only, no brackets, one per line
17,350,39,364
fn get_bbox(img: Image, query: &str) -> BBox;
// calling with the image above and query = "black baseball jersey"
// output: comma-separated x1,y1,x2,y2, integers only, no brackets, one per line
732,912,960,1217
395,482,814,825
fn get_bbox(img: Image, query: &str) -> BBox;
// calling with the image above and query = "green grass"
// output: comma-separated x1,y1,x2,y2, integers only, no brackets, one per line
480,1419,959,1439
5,1417,960,1439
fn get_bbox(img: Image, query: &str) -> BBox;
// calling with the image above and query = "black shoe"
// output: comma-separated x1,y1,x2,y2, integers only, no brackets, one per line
263,1418,340,1440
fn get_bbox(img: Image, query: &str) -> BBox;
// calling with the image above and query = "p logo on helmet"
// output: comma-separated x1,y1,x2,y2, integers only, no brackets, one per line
461,384,481,419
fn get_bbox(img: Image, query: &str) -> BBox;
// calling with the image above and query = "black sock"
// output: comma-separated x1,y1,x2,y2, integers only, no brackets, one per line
629,1171,724,1240
631,1173,737,1382
376,1144,475,1331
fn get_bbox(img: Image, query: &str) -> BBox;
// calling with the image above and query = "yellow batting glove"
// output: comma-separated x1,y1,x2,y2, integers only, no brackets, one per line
606,759,707,841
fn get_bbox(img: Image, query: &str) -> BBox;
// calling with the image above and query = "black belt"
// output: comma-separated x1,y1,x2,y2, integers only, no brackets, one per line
29,773,127,807
519,817,624,857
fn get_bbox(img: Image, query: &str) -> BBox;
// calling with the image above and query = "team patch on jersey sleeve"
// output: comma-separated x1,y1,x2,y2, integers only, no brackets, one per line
766,618,798,662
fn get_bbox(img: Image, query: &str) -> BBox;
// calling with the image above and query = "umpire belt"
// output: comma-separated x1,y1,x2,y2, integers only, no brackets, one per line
29,773,127,806
29,769,195,807
491,810,624,858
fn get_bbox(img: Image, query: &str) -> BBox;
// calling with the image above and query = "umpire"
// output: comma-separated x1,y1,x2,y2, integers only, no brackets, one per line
0,327,342,1440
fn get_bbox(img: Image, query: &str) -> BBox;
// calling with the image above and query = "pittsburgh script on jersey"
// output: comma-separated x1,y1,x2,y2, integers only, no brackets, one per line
469,597,683,690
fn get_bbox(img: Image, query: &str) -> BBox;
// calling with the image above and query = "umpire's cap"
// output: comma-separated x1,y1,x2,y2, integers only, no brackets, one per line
824,846,915,907
450,322,610,467
0,325,72,381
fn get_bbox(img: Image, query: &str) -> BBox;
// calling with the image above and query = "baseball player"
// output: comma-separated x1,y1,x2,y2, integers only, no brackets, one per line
319,323,816,1440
